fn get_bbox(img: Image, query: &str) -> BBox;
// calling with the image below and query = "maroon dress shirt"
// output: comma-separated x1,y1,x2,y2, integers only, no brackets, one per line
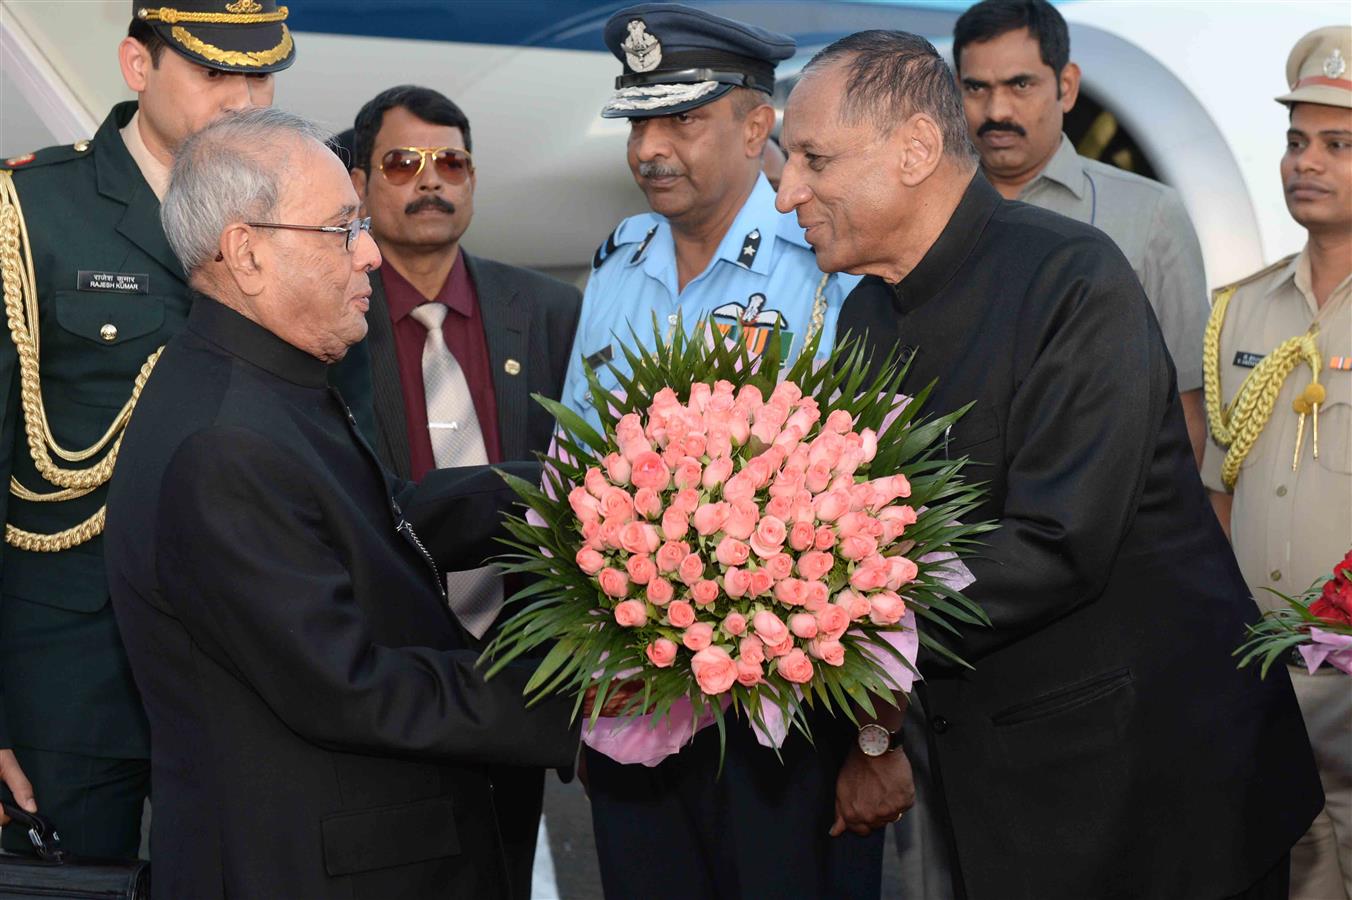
381,251,502,480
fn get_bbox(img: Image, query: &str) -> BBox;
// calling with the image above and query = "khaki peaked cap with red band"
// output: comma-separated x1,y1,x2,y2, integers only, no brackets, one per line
1276,25,1350,109
133,0,296,74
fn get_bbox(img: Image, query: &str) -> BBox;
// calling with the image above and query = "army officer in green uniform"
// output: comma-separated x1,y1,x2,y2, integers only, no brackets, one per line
0,0,373,857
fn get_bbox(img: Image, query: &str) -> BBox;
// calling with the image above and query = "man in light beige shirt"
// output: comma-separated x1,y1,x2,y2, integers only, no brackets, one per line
1204,25,1352,900
954,0,1210,465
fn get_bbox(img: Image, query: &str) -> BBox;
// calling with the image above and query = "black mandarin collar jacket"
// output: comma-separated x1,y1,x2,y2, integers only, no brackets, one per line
838,173,1321,900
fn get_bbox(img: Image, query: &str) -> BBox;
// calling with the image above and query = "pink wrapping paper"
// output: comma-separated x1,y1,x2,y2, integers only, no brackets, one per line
1299,627,1352,675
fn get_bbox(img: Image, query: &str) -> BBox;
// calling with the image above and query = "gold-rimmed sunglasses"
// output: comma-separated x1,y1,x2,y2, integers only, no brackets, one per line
378,146,474,185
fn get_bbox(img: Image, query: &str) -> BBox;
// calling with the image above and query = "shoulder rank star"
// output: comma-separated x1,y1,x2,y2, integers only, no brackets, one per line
737,229,761,268
622,19,662,73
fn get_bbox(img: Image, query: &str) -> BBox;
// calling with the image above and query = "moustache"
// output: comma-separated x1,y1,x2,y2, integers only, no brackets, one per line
405,196,456,215
978,120,1026,138
1286,179,1331,195
638,161,683,179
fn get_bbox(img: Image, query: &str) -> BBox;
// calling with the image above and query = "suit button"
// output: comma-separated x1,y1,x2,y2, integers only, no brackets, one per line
931,716,950,734
1271,570,1282,582
1275,485,1287,497
99,323,117,342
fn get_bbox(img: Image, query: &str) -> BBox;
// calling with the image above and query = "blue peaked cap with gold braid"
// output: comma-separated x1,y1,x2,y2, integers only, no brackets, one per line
601,3,794,119
133,0,296,74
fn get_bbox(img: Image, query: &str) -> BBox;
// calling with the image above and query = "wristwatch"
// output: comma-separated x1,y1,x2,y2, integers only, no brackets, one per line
857,722,903,757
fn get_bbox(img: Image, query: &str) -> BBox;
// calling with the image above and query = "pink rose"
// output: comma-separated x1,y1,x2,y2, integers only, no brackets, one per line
661,508,690,541
813,526,837,551
785,407,819,437
769,465,805,499
765,634,795,659
723,611,747,636
765,495,794,522
807,637,846,667
576,547,605,575
602,452,632,486
837,588,873,620
750,418,782,447
634,487,663,520
673,457,704,491
824,409,855,434
677,552,706,586
849,558,890,592
706,424,733,459
568,487,601,524
599,487,635,523
682,622,714,651
788,521,815,553
774,577,806,606
802,580,830,611
691,646,738,695
859,428,877,462
724,500,760,541
626,554,656,585
646,577,675,606
739,635,765,665
749,515,787,559
797,550,835,582
619,521,661,556
597,519,623,550
671,488,701,516
765,552,795,582
804,462,833,494
667,600,696,628
886,556,919,591
878,505,918,543
721,473,756,504
736,659,764,686
749,569,774,597
613,598,646,626
682,434,708,459
702,456,735,490
692,579,720,606
869,590,908,626
752,610,790,647
584,466,609,499
656,540,689,573
630,451,672,491
745,457,775,490
835,511,868,539
688,382,712,412
581,520,604,550
646,637,678,668
715,537,751,568
814,490,851,523
777,649,815,684
789,612,819,639
693,502,730,537
599,567,630,599
769,381,801,406
723,566,752,598
839,534,877,562
816,604,850,640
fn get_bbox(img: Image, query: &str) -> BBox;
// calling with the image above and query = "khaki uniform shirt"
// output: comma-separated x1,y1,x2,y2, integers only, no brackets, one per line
1018,134,1210,391
1201,248,1352,611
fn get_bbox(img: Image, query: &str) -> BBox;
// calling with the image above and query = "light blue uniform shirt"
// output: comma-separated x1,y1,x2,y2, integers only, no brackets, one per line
562,174,861,425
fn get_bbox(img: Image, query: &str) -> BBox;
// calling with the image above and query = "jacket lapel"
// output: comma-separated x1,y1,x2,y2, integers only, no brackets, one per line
95,103,186,283
467,253,530,462
367,272,414,480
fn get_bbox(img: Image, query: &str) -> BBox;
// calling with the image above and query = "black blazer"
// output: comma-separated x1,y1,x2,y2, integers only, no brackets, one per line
366,252,581,477
839,176,1322,900
104,298,576,899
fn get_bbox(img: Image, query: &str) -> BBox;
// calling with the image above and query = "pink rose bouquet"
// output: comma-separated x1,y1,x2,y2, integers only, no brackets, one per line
483,323,990,760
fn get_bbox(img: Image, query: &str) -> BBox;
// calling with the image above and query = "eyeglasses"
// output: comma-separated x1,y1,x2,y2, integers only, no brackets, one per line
245,216,372,252
378,146,474,186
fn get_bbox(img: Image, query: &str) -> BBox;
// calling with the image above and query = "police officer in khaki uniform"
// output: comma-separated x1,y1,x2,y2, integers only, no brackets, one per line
1203,25,1352,900
0,1,372,858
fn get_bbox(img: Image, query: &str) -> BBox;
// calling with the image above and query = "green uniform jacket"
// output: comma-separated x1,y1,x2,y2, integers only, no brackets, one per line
0,101,375,758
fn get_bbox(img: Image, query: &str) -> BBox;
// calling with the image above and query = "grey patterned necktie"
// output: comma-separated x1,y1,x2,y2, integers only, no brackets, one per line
409,302,503,639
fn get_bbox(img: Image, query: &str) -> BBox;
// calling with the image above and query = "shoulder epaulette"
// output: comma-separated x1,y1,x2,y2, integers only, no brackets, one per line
0,138,93,172
590,213,662,270
1211,253,1297,304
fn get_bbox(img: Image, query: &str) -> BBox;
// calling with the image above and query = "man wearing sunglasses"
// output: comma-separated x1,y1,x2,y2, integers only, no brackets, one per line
350,84,582,900
0,0,373,860
562,6,884,899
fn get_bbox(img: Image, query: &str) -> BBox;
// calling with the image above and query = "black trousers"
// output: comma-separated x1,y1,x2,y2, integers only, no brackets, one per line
587,713,884,900
489,765,546,900
0,745,149,858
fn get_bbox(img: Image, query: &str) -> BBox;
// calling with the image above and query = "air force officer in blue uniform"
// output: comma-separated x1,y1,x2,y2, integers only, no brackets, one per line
563,6,884,899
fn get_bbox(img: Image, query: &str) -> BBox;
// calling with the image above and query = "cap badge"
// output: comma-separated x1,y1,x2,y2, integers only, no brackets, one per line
622,20,662,73
1324,47,1346,79
226,0,264,12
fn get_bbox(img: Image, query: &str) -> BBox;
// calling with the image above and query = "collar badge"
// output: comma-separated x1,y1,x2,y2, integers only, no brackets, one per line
622,20,662,73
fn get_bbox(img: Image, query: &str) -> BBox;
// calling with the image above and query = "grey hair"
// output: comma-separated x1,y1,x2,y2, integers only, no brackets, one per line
804,30,978,163
161,107,331,274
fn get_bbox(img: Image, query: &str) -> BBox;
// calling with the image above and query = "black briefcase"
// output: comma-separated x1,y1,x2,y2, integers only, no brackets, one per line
0,802,148,899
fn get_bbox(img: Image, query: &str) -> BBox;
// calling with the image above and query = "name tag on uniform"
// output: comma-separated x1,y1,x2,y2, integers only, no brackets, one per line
78,271,148,294
1233,351,1264,369
585,345,614,371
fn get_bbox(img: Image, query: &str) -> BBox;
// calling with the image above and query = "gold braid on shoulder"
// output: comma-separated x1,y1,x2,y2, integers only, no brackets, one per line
0,171,163,552
1203,285,1322,490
